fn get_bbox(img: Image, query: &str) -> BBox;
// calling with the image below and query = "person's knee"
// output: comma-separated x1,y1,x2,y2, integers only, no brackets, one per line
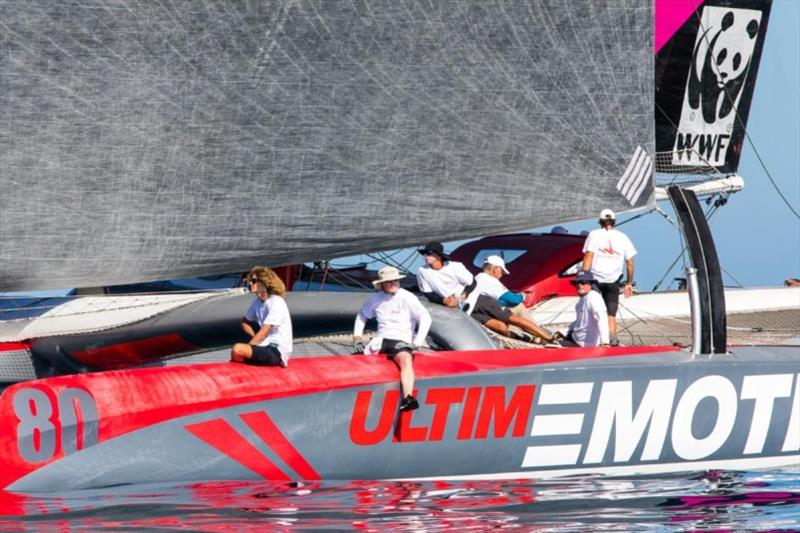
396,351,413,366
231,343,251,360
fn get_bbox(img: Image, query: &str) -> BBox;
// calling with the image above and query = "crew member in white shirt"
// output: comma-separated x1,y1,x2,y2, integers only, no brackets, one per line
464,256,559,344
565,270,610,347
353,266,432,411
416,241,475,308
231,266,293,367
582,209,636,346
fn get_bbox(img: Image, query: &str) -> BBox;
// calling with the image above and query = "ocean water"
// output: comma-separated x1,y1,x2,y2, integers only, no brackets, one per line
1,470,798,531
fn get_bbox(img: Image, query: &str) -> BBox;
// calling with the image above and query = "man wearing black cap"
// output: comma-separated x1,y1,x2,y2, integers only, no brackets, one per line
564,270,610,348
416,241,475,308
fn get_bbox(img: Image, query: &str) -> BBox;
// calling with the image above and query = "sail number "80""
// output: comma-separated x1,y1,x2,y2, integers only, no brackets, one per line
12,388,99,463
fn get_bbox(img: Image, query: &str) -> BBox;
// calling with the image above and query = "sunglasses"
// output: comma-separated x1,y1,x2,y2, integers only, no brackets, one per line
248,279,258,285
421,250,435,255
576,280,591,285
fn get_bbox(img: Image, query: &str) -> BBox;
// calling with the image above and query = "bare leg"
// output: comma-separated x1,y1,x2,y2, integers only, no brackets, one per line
609,316,617,337
231,343,253,363
482,319,510,336
393,351,415,397
508,315,552,341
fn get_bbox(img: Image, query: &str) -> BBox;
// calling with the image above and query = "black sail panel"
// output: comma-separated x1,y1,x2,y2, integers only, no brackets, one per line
0,1,654,290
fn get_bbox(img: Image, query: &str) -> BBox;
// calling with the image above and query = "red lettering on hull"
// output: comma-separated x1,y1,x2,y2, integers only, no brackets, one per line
349,385,536,445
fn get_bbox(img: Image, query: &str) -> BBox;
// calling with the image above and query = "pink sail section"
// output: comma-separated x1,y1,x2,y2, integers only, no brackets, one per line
655,0,704,52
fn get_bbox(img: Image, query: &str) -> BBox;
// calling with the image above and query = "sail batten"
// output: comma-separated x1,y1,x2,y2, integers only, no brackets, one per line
1,1,654,290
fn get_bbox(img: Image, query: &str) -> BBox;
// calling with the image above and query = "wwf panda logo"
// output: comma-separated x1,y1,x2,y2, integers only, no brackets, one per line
687,11,760,124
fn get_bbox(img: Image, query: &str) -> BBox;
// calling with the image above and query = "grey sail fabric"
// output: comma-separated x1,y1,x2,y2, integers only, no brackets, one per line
0,1,654,291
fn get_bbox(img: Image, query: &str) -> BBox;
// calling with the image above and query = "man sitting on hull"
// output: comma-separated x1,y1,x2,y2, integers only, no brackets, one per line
353,266,432,412
416,241,475,308
464,255,559,345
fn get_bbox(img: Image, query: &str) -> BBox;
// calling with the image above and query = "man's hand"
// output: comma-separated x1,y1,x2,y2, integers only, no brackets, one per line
623,282,633,298
442,295,458,308
353,336,366,354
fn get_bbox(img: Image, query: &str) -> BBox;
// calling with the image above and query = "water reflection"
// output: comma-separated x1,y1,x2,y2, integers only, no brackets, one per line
0,470,797,531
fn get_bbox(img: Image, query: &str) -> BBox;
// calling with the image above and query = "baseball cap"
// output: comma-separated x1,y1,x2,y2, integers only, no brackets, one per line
599,209,615,221
483,255,510,274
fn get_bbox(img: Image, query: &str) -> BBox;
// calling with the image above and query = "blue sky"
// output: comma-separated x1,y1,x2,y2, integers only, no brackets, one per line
627,0,800,290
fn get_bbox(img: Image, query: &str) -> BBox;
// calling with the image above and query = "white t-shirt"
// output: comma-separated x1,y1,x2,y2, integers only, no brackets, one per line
416,261,474,298
582,228,637,283
463,272,508,315
244,294,293,360
354,288,432,349
569,290,610,347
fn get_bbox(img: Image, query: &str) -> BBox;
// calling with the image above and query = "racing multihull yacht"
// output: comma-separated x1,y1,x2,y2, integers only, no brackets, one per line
0,0,797,493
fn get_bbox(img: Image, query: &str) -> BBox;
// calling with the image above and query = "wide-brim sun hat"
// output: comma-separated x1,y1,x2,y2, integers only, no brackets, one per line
571,270,595,285
372,266,407,287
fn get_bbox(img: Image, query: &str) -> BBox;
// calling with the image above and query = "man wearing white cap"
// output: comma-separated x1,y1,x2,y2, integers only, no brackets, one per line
581,209,637,346
464,255,558,344
353,266,432,411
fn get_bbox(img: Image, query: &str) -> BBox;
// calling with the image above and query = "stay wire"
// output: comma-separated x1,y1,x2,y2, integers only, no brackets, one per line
690,10,800,221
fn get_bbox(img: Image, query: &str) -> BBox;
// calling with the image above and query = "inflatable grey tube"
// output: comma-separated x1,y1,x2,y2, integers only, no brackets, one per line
28,291,496,376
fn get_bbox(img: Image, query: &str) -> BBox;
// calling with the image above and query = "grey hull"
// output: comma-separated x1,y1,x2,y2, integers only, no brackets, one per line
1,345,797,492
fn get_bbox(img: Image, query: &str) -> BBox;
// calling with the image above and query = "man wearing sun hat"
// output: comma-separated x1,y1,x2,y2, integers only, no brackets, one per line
564,270,610,347
353,266,432,411
581,208,637,346
416,241,475,308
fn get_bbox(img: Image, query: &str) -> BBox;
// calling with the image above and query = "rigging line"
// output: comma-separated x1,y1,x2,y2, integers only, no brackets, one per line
616,208,655,227
720,264,746,289
652,247,688,292
688,11,800,220
739,126,800,220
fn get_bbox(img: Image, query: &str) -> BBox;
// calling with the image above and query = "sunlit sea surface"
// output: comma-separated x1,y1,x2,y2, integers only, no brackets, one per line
1,470,798,531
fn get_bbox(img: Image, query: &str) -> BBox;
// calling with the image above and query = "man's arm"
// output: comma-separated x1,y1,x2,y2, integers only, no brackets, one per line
498,291,523,307
241,318,257,337
624,258,635,298
582,251,593,272
250,323,272,345
421,291,446,304
413,307,432,347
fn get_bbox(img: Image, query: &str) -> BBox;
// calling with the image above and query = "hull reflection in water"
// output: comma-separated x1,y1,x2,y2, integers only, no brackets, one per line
1,471,798,530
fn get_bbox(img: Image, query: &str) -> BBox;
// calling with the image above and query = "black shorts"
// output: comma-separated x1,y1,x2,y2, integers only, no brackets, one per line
380,339,415,359
249,344,285,367
470,294,512,324
595,281,621,316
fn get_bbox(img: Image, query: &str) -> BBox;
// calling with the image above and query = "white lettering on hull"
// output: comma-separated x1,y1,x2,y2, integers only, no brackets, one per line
741,374,794,454
520,373,798,470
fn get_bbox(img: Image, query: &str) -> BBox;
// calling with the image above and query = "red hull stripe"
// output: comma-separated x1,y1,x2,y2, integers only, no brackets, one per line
0,342,31,352
240,411,321,480
184,418,291,481
71,334,200,369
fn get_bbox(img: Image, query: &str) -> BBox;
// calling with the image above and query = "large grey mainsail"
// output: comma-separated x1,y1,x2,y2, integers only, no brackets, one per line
0,1,653,291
